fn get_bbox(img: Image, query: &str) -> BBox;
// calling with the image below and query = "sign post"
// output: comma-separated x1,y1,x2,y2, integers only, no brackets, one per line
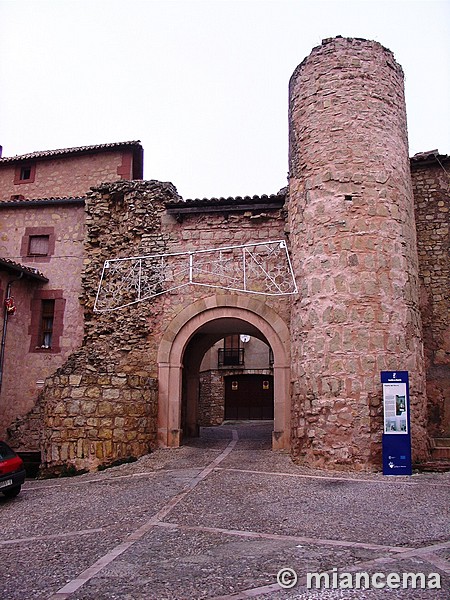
381,371,412,476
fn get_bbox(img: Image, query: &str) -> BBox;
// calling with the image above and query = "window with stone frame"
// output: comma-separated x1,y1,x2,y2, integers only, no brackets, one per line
29,290,65,353
21,227,55,263
14,163,36,184
39,299,55,348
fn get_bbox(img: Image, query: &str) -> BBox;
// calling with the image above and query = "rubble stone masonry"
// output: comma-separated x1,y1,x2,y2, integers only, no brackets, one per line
412,159,450,437
198,370,225,426
288,37,428,469
40,180,176,472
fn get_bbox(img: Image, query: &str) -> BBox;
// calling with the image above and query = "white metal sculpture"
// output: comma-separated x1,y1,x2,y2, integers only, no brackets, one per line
94,240,297,312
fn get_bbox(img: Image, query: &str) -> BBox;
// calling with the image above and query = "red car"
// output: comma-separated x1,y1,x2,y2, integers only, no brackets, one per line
0,441,26,499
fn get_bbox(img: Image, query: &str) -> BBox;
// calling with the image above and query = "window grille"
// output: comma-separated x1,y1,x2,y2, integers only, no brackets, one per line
219,336,244,366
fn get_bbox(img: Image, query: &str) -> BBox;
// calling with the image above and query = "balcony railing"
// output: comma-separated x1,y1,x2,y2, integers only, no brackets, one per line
218,348,245,367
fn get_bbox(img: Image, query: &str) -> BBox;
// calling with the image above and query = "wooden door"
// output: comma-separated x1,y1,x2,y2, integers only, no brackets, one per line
224,375,274,420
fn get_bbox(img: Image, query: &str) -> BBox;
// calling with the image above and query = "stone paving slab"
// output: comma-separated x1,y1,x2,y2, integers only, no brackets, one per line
165,469,449,547
70,526,383,600
1,468,202,541
2,533,121,600
1,422,448,599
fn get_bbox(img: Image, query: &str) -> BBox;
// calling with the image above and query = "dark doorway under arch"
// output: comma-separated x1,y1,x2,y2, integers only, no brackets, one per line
181,316,272,438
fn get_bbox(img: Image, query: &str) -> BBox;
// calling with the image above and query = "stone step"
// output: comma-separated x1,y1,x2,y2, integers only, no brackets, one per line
430,438,450,462
416,460,450,473
432,437,450,448
431,446,450,460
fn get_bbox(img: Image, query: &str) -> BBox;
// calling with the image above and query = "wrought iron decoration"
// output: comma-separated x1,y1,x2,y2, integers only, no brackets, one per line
94,240,298,312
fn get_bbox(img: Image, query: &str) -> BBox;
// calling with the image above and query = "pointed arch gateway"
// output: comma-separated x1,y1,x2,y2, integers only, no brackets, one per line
157,295,291,450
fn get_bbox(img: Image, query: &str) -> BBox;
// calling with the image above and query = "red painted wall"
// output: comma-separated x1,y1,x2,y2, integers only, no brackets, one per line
0,203,85,438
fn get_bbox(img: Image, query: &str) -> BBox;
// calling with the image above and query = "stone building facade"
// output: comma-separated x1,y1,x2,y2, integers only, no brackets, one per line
0,142,143,442
0,38,448,474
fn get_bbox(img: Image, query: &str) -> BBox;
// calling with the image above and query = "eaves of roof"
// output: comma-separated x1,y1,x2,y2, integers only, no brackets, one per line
0,196,85,208
0,258,48,282
165,192,286,215
410,150,449,168
0,141,142,164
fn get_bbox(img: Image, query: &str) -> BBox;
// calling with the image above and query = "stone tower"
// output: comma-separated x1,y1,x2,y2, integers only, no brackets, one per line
288,37,428,469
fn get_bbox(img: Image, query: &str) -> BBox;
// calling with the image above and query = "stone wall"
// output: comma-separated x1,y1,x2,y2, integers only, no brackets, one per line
11,37,444,474
41,361,157,472
158,201,291,333
412,157,450,437
198,370,224,426
6,391,44,451
38,176,291,472
40,179,179,473
288,37,428,470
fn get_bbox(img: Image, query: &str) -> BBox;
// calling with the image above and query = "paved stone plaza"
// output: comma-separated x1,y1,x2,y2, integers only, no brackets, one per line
1,422,449,599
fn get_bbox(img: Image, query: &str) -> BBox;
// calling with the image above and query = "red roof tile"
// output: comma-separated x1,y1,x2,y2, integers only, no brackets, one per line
0,258,48,282
0,196,85,206
168,191,286,207
0,141,142,164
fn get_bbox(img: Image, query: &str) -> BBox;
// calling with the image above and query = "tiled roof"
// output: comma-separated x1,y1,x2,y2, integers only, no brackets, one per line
0,258,48,282
0,196,85,206
0,141,142,164
410,150,449,164
166,191,286,214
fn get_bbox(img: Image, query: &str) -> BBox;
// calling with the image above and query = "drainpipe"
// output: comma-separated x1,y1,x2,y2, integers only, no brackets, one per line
0,273,23,393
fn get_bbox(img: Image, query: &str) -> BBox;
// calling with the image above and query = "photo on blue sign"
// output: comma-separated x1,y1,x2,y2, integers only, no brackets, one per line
396,395,406,415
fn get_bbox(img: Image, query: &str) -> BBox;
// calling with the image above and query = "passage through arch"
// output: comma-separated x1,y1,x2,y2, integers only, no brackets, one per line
157,295,291,450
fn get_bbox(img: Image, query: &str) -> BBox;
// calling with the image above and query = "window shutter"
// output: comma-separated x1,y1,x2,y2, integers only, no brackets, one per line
29,235,49,256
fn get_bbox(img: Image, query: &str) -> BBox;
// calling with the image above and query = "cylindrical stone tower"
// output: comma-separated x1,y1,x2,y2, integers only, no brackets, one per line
288,36,428,470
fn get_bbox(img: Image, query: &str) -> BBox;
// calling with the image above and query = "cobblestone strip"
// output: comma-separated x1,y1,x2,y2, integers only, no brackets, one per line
0,528,103,547
212,581,284,599
47,430,239,600
155,521,413,554
387,541,450,575
214,467,450,488
22,468,169,492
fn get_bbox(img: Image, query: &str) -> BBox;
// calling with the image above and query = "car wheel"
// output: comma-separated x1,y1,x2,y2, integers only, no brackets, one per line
2,485,21,498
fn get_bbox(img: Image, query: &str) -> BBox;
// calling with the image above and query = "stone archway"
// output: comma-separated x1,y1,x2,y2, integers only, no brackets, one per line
157,295,291,450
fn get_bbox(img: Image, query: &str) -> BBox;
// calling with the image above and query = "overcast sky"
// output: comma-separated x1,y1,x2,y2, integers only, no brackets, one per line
1,0,449,199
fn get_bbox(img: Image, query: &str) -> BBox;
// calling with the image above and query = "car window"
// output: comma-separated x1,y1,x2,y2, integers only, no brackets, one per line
0,442,17,461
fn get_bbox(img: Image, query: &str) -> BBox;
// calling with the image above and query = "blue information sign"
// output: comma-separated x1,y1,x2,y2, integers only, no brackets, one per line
381,371,412,475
